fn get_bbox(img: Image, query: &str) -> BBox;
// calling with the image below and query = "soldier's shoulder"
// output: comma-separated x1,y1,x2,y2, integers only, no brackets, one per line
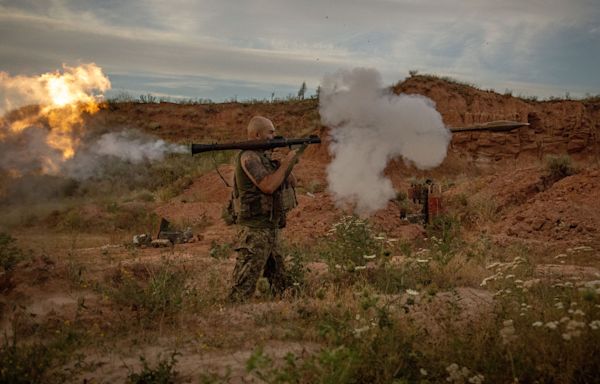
240,150,261,163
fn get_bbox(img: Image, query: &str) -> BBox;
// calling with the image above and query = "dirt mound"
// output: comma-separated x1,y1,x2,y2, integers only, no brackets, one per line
497,169,600,242
395,75,600,162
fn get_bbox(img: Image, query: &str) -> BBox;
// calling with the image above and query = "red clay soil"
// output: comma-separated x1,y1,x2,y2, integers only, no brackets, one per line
82,76,600,245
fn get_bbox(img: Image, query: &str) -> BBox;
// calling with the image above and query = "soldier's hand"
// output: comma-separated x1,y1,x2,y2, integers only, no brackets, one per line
284,149,299,163
296,143,308,155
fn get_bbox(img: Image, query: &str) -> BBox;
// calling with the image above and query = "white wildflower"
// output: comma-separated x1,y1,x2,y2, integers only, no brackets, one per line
486,262,501,270
532,321,543,327
406,289,419,296
416,259,430,264
363,254,376,260
354,265,367,271
353,325,370,336
555,302,564,309
468,373,485,384
589,320,600,330
420,368,428,376
523,279,541,288
500,319,517,345
545,321,558,330
446,363,471,382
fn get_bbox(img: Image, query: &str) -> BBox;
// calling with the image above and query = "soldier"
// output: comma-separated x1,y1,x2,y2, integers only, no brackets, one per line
228,116,303,302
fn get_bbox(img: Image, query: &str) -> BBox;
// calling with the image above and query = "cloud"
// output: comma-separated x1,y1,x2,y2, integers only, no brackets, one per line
1,0,598,99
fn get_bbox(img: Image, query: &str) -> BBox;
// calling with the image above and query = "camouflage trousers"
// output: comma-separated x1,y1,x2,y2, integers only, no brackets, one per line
228,226,290,302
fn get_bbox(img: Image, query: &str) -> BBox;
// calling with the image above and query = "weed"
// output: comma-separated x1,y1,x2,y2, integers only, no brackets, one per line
544,154,576,181
0,319,84,383
319,215,385,272
107,260,189,323
126,352,179,384
0,232,25,271
0,334,55,384
427,214,463,265
209,241,232,260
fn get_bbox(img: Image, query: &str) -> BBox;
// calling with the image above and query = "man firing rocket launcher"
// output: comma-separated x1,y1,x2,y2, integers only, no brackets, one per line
190,119,529,228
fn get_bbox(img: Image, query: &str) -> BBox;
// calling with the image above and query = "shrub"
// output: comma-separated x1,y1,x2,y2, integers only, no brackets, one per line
126,352,179,384
107,260,190,323
320,216,384,272
545,154,576,181
0,232,25,271
0,335,54,384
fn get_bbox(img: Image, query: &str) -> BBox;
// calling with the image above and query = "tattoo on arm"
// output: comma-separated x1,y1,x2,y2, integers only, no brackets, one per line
242,152,270,184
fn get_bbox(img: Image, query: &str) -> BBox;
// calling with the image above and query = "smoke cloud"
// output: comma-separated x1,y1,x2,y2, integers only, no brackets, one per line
91,130,187,162
319,68,451,214
0,123,188,180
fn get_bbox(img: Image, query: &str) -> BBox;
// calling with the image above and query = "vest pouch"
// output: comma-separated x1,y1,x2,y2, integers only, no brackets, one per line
281,184,297,212
260,194,274,217
222,193,241,225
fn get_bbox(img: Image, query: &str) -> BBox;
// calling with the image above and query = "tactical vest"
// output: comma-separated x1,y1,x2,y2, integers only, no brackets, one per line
234,150,296,228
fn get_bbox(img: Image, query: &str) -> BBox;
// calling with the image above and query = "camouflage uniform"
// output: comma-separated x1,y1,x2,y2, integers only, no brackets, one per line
229,227,289,301
228,150,296,302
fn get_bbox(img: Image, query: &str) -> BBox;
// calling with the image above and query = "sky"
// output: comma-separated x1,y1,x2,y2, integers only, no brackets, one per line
0,0,599,101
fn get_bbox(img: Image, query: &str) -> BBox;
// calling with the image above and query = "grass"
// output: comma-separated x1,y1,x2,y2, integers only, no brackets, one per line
545,154,576,181
126,352,180,384
0,232,25,271
1,131,598,382
105,259,192,325
0,315,86,383
0,150,234,234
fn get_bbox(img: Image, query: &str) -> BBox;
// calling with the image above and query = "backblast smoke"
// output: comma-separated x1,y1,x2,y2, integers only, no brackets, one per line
0,65,188,201
319,68,451,215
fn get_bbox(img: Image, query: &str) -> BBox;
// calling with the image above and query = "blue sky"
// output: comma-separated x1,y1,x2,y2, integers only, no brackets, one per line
1,0,599,101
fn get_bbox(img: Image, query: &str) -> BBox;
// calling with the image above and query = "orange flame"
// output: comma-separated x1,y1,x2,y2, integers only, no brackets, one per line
1,63,111,173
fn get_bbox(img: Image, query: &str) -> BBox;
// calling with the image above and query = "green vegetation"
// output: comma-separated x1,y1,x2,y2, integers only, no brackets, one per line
106,259,192,324
319,215,387,272
545,154,576,181
0,232,25,271
126,353,180,384
0,320,84,383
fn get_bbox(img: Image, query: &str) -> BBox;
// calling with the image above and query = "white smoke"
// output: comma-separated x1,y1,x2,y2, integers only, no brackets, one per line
91,131,187,162
319,68,451,215
64,130,188,180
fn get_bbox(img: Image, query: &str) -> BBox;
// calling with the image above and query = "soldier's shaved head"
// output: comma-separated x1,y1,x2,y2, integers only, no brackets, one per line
247,116,275,139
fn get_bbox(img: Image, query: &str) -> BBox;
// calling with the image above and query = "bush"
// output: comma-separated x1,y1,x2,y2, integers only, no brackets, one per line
0,232,25,271
320,216,385,271
107,260,190,323
0,325,81,384
126,352,179,384
545,155,576,180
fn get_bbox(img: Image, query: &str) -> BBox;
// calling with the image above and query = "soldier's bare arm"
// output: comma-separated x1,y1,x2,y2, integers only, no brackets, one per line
241,150,300,194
